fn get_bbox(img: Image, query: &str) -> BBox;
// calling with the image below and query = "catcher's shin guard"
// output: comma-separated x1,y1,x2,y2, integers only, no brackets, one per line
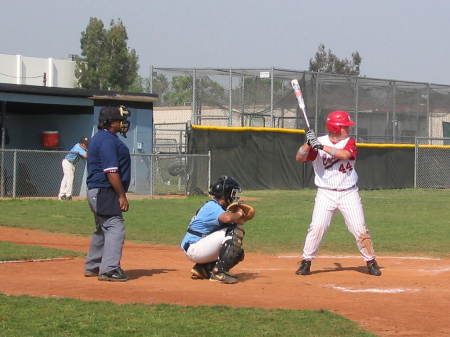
215,225,245,273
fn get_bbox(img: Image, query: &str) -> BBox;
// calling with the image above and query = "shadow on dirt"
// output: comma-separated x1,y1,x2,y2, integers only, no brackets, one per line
234,272,260,282
127,268,176,280
310,262,383,275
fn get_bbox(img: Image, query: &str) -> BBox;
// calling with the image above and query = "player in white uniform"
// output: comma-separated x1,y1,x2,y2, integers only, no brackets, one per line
295,110,381,276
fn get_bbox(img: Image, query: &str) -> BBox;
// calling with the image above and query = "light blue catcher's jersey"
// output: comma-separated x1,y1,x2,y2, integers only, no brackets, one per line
180,200,225,250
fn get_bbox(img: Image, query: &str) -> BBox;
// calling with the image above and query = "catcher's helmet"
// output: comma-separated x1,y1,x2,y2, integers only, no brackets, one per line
326,110,355,133
209,176,241,204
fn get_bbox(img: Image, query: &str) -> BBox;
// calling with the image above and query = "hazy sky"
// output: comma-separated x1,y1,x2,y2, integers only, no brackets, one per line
1,0,449,84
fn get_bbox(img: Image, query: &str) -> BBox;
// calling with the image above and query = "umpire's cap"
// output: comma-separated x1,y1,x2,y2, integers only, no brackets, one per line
98,105,130,122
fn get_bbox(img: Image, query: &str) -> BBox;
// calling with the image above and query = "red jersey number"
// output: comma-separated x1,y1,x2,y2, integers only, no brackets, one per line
339,162,353,174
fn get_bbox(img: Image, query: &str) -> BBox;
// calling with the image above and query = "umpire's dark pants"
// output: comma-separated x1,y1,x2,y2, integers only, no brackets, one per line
85,188,125,274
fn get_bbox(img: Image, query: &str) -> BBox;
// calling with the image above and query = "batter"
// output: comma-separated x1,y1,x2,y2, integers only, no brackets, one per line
295,110,381,276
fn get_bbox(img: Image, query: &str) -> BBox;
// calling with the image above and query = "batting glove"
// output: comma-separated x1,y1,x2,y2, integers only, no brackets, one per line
306,129,316,145
309,138,324,150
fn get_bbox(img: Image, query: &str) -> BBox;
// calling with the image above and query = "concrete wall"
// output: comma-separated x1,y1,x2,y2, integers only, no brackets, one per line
0,53,76,88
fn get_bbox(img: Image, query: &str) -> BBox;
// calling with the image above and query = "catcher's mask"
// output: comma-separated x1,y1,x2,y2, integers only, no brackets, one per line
209,176,241,204
98,105,131,137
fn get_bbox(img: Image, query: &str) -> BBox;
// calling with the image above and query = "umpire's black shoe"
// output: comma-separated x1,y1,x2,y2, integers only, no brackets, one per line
367,259,382,276
296,260,311,275
98,267,128,282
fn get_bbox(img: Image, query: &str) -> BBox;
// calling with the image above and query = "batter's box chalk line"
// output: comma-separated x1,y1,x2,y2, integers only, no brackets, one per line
0,257,74,264
418,266,450,274
325,284,421,294
277,255,441,261
239,267,284,271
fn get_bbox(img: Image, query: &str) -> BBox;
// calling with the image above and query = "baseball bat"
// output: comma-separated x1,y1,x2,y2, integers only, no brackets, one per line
291,79,311,130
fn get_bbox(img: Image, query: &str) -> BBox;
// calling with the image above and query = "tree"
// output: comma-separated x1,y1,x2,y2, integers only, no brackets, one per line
152,74,170,104
75,17,139,91
164,75,193,106
309,44,361,75
128,73,170,104
164,75,225,107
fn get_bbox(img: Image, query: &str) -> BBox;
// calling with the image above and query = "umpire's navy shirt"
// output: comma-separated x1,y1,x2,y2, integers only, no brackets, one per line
87,129,131,192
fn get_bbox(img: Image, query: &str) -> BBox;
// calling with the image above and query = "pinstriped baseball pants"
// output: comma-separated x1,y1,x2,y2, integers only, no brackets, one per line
302,186,376,262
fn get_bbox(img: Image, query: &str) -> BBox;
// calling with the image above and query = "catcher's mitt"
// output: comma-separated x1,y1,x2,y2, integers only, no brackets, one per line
227,202,255,222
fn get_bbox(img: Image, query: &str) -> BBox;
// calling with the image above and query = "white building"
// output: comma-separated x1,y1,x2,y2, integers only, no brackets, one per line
0,53,77,88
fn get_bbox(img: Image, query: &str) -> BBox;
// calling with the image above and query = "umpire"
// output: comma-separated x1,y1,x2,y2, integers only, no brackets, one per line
84,105,131,282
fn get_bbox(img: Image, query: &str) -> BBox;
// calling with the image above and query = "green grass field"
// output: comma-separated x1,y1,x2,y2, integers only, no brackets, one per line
0,295,376,337
0,241,83,261
1,188,449,337
1,188,449,256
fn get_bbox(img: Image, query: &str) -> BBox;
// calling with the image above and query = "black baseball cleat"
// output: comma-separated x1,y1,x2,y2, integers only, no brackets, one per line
98,267,128,282
84,267,99,277
191,263,212,279
210,270,238,284
296,260,311,275
367,259,382,276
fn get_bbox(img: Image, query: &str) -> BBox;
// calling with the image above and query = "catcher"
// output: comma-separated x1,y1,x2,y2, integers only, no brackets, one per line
180,176,255,284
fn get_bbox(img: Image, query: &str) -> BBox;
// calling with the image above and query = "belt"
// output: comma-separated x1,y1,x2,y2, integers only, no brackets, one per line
187,229,208,237
319,185,356,192
64,158,75,164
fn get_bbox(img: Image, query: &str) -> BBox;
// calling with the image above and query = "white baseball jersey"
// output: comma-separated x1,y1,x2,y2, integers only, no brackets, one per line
306,135,358,190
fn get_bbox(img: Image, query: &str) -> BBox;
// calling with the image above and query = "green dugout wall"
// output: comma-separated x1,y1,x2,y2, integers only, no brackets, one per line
187,125,417,191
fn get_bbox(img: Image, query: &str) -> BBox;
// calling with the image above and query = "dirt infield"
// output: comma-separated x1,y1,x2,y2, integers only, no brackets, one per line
1,226,449,337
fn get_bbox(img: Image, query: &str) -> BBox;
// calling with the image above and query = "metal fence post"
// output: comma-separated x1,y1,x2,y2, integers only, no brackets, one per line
354,77,359,140
208,150,211,190
0,100,5,197
150,154,154,196
0,149,3,198
12,150,17,198
270,67,274,127
229,68,232,127
241,73,245,127
427,83,431,138
192,68,196,124
414,137,418,188
150,65,153,93
314,73,319,132
392,81,397,143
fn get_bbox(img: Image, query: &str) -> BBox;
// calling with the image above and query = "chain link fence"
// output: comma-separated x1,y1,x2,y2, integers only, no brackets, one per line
151,67,450,145
414,137,450,188
0,149,210,198
153,123,187,153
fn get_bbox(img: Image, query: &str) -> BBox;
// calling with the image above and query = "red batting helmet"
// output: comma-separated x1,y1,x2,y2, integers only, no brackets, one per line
326,110,355,133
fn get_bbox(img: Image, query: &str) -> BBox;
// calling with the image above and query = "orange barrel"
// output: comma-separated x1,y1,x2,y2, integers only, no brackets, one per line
41,131,60,148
